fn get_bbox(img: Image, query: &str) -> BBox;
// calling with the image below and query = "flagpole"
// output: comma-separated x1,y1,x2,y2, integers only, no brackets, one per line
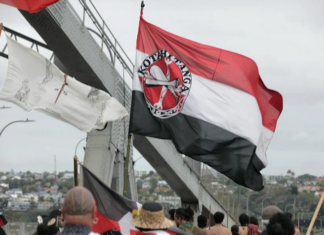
0,23,3,39
74,156,78,186
123,134,132,196
140,1,145,16
306,190,324,235
122,0,145,197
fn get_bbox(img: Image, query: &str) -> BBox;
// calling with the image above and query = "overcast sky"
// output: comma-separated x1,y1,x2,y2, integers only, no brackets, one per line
0,0,323,177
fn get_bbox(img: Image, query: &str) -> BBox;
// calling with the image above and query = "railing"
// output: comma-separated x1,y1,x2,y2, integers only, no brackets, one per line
66,0,134,87
0,27,53,61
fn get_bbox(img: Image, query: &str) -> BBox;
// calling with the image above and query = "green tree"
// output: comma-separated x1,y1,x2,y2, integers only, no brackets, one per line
30,201,37,210
61,187,68,194
137,181,143,191
61,178,74,190
140,174,147,180
149,178,158,194
290,185,298,214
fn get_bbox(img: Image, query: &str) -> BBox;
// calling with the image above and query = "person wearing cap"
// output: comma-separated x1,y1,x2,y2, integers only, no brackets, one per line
131,202,186,234
60,186,99,235
260,205,283,235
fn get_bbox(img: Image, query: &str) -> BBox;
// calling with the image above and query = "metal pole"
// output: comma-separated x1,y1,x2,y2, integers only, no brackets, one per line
123,134,132,196
298,212,300,230
0,119,35,136
82,0,86,27
74,156,78,186
285,204,294,212
0,23,3,39
262,197,272,214
247,192,257,215
75,138,87,156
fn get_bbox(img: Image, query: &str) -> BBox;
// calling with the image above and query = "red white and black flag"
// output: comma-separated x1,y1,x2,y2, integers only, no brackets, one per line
130,16,283,191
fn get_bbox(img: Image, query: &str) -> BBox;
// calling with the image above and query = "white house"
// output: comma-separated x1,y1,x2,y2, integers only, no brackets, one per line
157,180,167,187
135,171,147,178
6,189,23,196
142,181,151,189
34,173,44,180
0,176,7,181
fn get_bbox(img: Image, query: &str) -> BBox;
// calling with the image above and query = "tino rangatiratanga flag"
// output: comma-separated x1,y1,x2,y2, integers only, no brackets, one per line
81,165,184,235
0,35,128,132
0,0,59,13
130,16,283,191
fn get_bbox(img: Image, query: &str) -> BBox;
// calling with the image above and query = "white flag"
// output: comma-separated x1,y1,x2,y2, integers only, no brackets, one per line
0,35,128,132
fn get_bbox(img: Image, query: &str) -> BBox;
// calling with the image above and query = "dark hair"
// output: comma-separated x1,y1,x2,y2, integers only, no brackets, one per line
197,215,207,229
231,224,239,235
249,216,259,226
239,213,249,226
175,207,194,221
213,211,224,224
267,213,294,235
284,212,293,220
169,209,176,220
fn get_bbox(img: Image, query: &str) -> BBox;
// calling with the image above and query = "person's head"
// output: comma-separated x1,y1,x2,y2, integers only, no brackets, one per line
197,215,208,229
267,213,294,235
213,211,224,224
231,224,239,235
284,212,293,220
131,202,173,231
168,209,176,221
174,207,194,226
61,186,98,228
239,213,249,226
249,216,259,227
262,205,283,227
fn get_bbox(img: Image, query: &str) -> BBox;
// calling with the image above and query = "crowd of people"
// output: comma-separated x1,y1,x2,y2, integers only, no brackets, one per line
0,186,302,235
